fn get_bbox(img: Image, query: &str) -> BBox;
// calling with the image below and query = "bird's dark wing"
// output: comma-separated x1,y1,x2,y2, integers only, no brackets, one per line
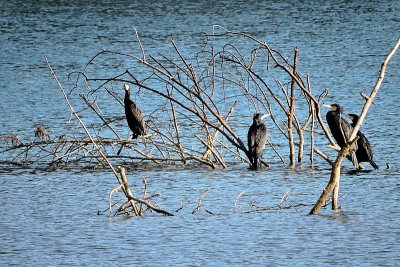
130,103,146,133
254,125,267,158
248,124,256,153
356,131,379,169
339,119,359,168
125,99,146,137
339,119,355,145
357,131,373,160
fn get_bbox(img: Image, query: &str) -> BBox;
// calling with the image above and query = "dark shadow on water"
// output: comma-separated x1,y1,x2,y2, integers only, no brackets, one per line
312,209,363,223
346,169,373,175
0,160,247,175
246,166,270,172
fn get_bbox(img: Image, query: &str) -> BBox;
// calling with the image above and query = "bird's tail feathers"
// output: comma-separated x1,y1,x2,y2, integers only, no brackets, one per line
370,160,379,170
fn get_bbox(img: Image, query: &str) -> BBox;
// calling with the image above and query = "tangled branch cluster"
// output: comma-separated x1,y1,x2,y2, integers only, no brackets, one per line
0,27,338,172
2,27,397,216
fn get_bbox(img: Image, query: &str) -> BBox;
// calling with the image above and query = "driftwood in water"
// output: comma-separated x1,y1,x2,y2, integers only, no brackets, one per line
0,26,348,172
113,166,173,216
3,28,396,217
310,38,400,215
50,60,171,217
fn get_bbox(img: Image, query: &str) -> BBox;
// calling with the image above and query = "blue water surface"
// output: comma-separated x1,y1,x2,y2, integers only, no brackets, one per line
0,1,399,266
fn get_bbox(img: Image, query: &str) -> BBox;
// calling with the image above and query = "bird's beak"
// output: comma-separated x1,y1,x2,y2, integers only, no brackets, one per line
347,114,354,120
124,84,130,91
323,104,333,110
261,114,271,120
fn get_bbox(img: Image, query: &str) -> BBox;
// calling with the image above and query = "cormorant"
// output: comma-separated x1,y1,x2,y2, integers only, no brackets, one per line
247,113,270,169
325,104,358,168
124,84,146,139
347,114,379,170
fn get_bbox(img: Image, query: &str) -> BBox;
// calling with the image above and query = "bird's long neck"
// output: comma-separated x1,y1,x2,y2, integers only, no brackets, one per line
351,119,359,128
124,90,130,103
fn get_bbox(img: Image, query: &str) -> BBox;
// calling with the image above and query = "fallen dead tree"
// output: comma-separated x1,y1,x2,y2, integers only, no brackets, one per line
52,60,171,218
106,166,173,217
2,27,396,217
1,26,340,171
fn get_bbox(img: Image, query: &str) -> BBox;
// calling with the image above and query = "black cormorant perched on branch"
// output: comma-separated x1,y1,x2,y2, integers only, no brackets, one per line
347,114,379,170
248,113,270,169
325,104,358,168
124,84,146,139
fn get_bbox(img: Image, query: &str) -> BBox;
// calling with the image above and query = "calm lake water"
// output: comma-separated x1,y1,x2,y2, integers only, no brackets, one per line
1,1,400,266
